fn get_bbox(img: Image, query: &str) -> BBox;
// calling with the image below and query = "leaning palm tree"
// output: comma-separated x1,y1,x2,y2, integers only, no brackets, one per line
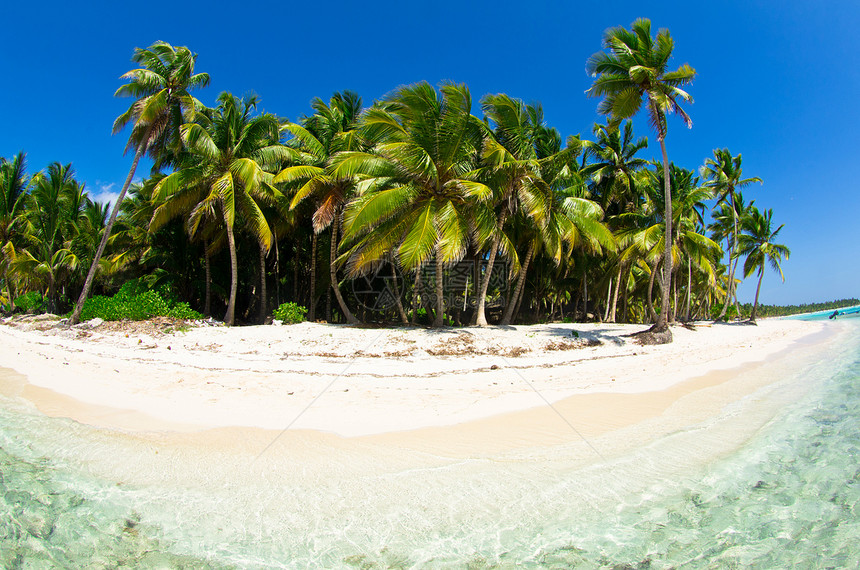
474,94,567,326
737,207,789,323
586,18,696,338
702,148,761,321
334,82,491,327
500,132,614,325
153,93,290,325
70,41,210,324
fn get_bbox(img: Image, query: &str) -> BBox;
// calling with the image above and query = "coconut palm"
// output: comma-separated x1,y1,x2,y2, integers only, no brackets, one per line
333,82,492,327
12,163,86,312
702,148,761,321
278,91,364,323
582,121,649,321
0,152,29,308
582,121,649,212
70,41,210,324
500,133,614,325
587,18,696,336
153,93,291,325
474,94,567,326
618,164,718,322
737,207,789,322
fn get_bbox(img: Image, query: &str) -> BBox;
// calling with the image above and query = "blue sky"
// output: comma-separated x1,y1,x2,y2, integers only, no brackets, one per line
2,0,858,305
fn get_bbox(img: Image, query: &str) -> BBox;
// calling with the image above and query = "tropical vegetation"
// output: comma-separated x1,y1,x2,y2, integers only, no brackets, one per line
1,21,797,339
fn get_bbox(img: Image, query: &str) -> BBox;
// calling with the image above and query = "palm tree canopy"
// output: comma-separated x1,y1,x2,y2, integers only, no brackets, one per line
586,18,696,139
113,41,211,168
702,148,762,205
153,92,291,251
738,207,790,280
335,82,492,275
582,121,649,212
279,90,365,233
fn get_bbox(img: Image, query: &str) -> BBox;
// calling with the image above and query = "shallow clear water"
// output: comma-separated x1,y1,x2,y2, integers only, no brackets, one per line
1,320,859,568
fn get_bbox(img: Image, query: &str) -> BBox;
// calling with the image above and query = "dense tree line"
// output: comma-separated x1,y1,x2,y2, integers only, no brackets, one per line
739,299,860,319
0,20,793,339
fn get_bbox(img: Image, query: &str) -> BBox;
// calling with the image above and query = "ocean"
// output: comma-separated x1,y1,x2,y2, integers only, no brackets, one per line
1,317,858,568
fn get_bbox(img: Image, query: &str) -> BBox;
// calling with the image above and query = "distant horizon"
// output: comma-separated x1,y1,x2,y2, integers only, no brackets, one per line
3,0,858,306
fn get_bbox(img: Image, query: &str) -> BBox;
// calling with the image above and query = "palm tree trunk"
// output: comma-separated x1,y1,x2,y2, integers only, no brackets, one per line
390,259,408,325
47,274,57,315
670,268,678,323
603,277,612,322
292,245,299,303
309,232,318,321
257,243,267,324
329,215,358,324
501,242,534,326
274,240,280,309
432,245,445,327
583,273,589,321
410,267,422,325
718,192,739,321
203,239,211,316
750,270,764,323
474,211,507,326
70,128,151,324
685,256,692,321
647,258,659,323
224,222,238,326
653,136,673,333
609,263,622,323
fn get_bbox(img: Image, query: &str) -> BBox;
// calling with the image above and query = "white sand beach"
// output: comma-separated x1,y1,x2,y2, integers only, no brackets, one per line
0,316,830,448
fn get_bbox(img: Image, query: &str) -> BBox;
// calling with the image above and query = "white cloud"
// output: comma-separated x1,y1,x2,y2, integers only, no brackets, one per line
89,182,120,207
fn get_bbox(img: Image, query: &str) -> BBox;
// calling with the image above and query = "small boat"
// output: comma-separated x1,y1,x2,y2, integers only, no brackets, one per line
829,306,860,319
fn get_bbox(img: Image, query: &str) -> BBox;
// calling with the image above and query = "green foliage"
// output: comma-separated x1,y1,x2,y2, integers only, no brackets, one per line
168,302,203,320
739,298,860,319
408,307,454,326
710,304,744,320
77,278,202,322
13,291,46,313
273,302,307,324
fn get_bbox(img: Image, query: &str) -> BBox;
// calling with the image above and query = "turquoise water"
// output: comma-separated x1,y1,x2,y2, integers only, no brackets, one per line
786,305,860,321
1,320,859,568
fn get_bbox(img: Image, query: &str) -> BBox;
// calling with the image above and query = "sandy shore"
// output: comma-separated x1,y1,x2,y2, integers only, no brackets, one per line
0,316,830,446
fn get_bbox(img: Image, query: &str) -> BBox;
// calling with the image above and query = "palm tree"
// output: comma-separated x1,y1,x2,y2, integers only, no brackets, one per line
474,94,564,326
70,41,210,324
0,153,29,309
618,164,719,323
153,93,290,325
581,121,649,321
500,133,614,325
278,91,364,324
587,18,696,336
334,82,491,327
702,149,761,321
12,163,86,312
737,207,789,323
582,121,648,212
707,191,755,319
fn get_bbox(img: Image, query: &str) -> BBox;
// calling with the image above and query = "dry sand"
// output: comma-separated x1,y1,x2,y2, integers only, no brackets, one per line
0,316,829,453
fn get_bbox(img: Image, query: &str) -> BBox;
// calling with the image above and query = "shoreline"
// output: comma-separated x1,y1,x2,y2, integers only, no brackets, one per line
0,317,832,445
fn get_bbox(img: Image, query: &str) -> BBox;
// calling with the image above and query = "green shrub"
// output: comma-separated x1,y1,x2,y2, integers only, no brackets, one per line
13,291,46,313
273,302,307,324
77,278,202,322
168,302,203,320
